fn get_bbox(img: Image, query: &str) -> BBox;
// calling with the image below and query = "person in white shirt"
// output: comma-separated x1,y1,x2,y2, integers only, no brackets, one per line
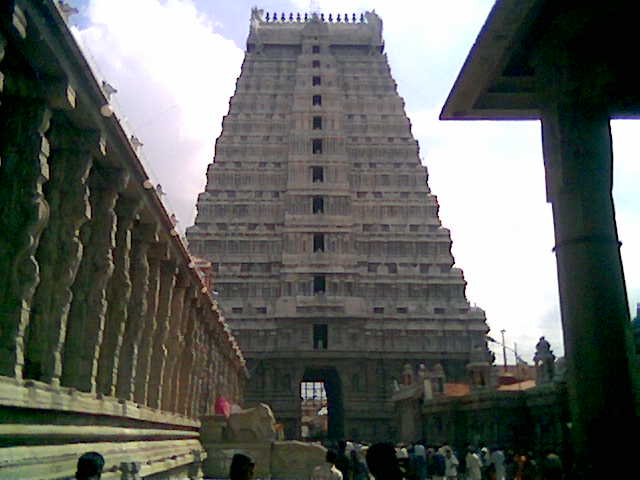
465,446,482,480
444,447,459,480
490,447,505,480
311,450,343,480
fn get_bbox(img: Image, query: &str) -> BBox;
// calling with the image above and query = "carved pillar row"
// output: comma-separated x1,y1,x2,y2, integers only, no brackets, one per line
188,322,200,418
191,319,206,417
161,272,187,413
202,334,215,415
207,328,219,413
147,258,177,409
96,196,143,397
116,222,158,402
176,290,198,416
61,167,128,392
0,94,51,379
210,334,221,407
185,303,204,418
134,242,165,406
25,120,95,384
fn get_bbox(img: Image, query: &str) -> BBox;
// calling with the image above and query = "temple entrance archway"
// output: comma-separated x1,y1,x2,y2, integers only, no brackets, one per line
300,367,344,441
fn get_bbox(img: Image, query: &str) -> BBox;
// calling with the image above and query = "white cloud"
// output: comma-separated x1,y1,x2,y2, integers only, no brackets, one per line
408,108,561,362
74,0,243,228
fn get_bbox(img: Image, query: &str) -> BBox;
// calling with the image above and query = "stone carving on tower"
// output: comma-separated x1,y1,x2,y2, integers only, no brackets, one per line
187,10,489,441
533,336,556,385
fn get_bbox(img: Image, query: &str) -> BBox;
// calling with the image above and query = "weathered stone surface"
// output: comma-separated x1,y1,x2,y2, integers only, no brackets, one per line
134,243,164,405
116,222,158,401
0,3,247,478
200,414,227,444
271,440,326,480
186,9,489,439
61,166,128,392
421,382,570,459
96,196,143,397
0,98,51,380
26,120,94,385
227,403,277,442
175,287,198,415
202,442,272,480
161,277,187,412
147,258,178,409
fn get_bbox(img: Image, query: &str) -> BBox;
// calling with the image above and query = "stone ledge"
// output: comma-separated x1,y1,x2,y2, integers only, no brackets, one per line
0,439,204,480
0,424,198,442
0,376,199,428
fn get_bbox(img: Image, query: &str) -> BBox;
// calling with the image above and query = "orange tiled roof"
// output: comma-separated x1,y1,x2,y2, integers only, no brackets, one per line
444,383,471,396
496,379,536,391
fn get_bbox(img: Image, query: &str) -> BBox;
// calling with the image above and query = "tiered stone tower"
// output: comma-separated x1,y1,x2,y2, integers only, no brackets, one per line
187,9,489,441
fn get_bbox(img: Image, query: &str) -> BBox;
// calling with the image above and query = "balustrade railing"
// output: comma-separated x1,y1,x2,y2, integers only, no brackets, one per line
261,11,367,24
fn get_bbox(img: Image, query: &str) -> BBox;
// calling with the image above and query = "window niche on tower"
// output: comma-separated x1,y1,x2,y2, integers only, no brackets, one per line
312,196,324,214
312,138,323,154
313,116,323,130
312,95,322,106
313,76,321,86
313,275,326,294
311,166,324,182
313,324,328,350
313,233,325,252
312,45,321,54
312,60,321,68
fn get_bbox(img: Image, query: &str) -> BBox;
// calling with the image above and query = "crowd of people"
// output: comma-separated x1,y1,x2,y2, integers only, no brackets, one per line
309,441,564,480
71,441,563,480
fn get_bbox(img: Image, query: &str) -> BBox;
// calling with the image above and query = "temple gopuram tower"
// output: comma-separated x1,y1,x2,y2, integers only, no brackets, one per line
187,9,489,441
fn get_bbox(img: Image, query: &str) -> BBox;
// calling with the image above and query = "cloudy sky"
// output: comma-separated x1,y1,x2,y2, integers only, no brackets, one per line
68,0,639,364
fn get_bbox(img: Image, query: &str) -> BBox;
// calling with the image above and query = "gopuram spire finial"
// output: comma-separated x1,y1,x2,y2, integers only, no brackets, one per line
309,0,321,15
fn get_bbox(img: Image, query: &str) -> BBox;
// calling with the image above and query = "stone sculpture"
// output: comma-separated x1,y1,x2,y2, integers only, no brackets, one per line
533,336,556,385
227,403,277,442
271,441,326,480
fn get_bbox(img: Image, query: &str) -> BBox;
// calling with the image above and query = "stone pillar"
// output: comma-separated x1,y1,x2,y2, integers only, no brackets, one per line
210,336,221,407
189,323,202,417
96,196,143,397
203,338,216,414
134,242,166,406
147,258,178,409
541,103,637,477
161,272,188,412
61,166,128,392
116,222,158,401
532,21,640,475
0,96,51,380
25,120,94,384
0,32,6,105
176,291,198,415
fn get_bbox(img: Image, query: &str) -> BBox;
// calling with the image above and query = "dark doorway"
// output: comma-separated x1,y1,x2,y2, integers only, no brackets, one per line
300,367,344,441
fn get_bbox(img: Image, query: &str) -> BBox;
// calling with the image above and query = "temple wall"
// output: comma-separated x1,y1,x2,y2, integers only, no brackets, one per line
420,383,570,458
0,2,246,478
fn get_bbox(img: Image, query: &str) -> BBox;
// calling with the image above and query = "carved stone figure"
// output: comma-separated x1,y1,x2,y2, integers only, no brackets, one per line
250,7,264,24
533,336,556,385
